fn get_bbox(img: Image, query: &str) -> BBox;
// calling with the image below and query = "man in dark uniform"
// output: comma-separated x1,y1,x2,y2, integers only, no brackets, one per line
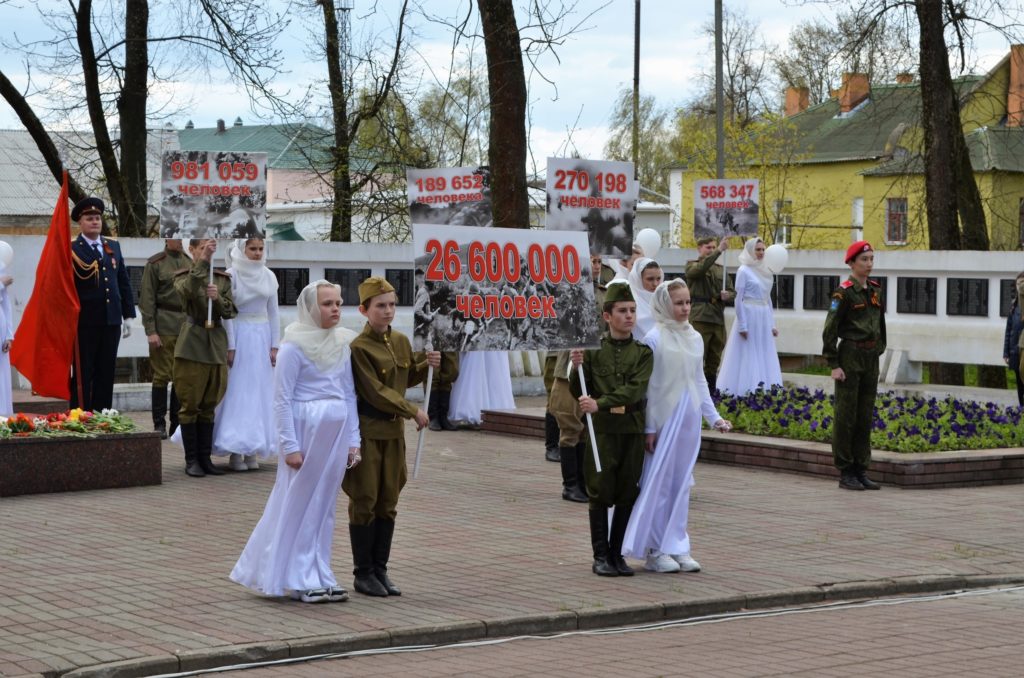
685,236,735,392
822,241,886,491
173,239,237,477
69,197,136,411
570,281,654,577
343,277,440,598
139,240,190,438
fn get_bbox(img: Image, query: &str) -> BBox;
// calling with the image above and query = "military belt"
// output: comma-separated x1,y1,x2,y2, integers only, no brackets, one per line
604,399,646,415
185,317,221,328
358,401,399,421
842,338,877,350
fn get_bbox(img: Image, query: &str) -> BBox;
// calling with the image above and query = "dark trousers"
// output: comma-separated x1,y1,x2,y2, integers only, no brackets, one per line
832,342,879,471
70,324,121,411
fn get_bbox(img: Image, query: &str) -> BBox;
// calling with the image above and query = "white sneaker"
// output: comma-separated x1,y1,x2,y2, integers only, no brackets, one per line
290,588,330,603
644,552,681,573
245,456,260,470
672,554,702,572
228,454,247,471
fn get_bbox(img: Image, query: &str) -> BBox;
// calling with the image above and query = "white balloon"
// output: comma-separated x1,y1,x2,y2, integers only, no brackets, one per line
764,243,789,274
0,240,12,268
634,228,661,260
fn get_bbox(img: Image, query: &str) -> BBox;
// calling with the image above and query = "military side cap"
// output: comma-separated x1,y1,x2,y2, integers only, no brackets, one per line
845,240,873,264
71,196,105,221
604,280,635,304
358,276,396,305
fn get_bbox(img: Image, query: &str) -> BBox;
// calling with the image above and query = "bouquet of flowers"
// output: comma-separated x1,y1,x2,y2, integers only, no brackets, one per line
1,409,137,439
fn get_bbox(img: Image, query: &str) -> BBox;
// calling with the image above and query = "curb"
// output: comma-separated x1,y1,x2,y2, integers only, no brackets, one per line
58,573,1024,678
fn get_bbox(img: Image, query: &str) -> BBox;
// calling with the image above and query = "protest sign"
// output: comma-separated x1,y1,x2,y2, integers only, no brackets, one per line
544,157,638,257
693,178,759,239
407,166,492,226
411,224,599,352
159,150,267,239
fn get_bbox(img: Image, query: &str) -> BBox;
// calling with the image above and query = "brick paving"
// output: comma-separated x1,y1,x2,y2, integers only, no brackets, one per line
226,588,1024,677
1,398,1023,677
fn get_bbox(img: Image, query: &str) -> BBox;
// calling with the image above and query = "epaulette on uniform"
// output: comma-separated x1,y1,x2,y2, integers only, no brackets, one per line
213,270,232,278
840,280,854,289
147,251,167,264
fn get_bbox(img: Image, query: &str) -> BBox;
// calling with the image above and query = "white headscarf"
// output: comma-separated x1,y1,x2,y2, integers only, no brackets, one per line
737,237,774,289
226,238,278,307
627,256,659,336
281,280,357,372
645,279,705,431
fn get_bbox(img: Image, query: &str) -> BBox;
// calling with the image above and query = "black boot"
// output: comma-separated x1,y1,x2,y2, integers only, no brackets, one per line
589,509,618,576
372,519,401,596
428,389,443,431
838,468,865,491
151,385,168,439
575,442,588,498
168,387,180,437
544,413,561,462
439,391,458,431
196,421,225,476
350,523,389,596
608,504,635,576
560,446,588,502
180,423,204,477
855,466,881,490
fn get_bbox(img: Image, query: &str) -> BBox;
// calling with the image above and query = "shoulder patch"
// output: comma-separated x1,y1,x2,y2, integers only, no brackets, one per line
147,251,167,264
829,298,841,312
839,280,854,289
868,279,881,287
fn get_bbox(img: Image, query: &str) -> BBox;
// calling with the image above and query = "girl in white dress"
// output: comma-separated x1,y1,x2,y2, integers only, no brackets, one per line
717,237,783,395
626,257,663,340
622,279,731,573
0,265,13,415
448,350,515,427
213,238,280,470
230,280,361,603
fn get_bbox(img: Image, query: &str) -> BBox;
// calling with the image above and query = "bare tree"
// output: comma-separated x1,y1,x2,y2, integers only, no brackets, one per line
604,87,673,196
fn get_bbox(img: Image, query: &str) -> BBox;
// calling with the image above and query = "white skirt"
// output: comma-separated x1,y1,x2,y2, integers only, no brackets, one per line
448,351,515,425
717,301,782,395
213,320,277,458
0,351,11,416
229,398,349,596
621,392,702,558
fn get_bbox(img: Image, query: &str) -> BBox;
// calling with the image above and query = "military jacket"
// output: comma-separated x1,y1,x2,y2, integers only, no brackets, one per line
351,324,430,440
173,259,237,364
570,332,654,434
139,248,191,337
71,235,136,326
685,250,734,325
822,276,887,368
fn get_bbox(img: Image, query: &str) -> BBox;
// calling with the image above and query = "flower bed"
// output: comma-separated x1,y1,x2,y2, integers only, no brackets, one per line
717,385,1024,453
0,410,161,497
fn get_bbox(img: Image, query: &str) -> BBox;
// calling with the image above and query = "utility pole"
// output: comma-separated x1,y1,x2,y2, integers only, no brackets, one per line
632,0,640,180
715,0,724,179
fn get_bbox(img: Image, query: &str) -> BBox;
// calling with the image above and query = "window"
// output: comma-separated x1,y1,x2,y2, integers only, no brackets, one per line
886,197,908,243
773,199,792,244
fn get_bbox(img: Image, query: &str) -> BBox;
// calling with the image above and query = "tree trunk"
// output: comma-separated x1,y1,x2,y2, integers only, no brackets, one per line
118,0,149,237
477,0,529,229
914,0,960,250
0,71,88,204
954,126,989,250
321,0,352,242
928,362,964,386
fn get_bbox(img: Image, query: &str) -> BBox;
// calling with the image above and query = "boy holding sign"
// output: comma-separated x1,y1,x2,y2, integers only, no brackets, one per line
570,281,653,577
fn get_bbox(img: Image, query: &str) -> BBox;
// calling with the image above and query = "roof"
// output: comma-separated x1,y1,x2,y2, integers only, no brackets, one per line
862,126,1024,176
0,130,73,216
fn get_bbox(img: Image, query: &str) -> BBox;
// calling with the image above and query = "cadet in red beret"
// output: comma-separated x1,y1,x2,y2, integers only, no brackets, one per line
822,242,885,491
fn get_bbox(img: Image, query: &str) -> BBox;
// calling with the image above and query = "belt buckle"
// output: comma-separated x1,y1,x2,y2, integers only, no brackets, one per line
609,405,625,415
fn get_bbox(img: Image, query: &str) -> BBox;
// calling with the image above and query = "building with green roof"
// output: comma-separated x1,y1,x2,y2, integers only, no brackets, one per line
669,46,1024,252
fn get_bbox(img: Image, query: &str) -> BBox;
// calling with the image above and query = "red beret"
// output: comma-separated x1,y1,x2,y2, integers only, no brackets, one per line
845,240,872,264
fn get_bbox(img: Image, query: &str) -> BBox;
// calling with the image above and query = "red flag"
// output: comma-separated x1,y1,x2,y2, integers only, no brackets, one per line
11,172,80,399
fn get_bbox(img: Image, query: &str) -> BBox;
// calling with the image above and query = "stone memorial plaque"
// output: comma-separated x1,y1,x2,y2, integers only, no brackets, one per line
896,277,936,314
803,275,840,311
270,267,309,306
325,268,370,308
999,279,1016,317
946,277,988,317
127,266,144,306
771,274,795,310
385,269,415,306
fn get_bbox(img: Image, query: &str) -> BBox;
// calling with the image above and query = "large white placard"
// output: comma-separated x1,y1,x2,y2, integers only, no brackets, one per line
159,150,267,239
693,178,760,239
544,157,638,256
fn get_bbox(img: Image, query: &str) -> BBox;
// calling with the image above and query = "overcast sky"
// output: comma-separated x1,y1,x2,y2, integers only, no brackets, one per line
0,0,1013,164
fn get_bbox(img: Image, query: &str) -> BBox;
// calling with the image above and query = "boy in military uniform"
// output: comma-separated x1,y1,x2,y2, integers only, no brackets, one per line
139,239,190,438
685,236,735,392
822,241,885,491
174,239,237,478
343,277,440,597
570,281,654,576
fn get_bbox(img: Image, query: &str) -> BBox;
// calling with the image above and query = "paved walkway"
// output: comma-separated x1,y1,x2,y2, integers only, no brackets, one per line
1,397,1023,677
